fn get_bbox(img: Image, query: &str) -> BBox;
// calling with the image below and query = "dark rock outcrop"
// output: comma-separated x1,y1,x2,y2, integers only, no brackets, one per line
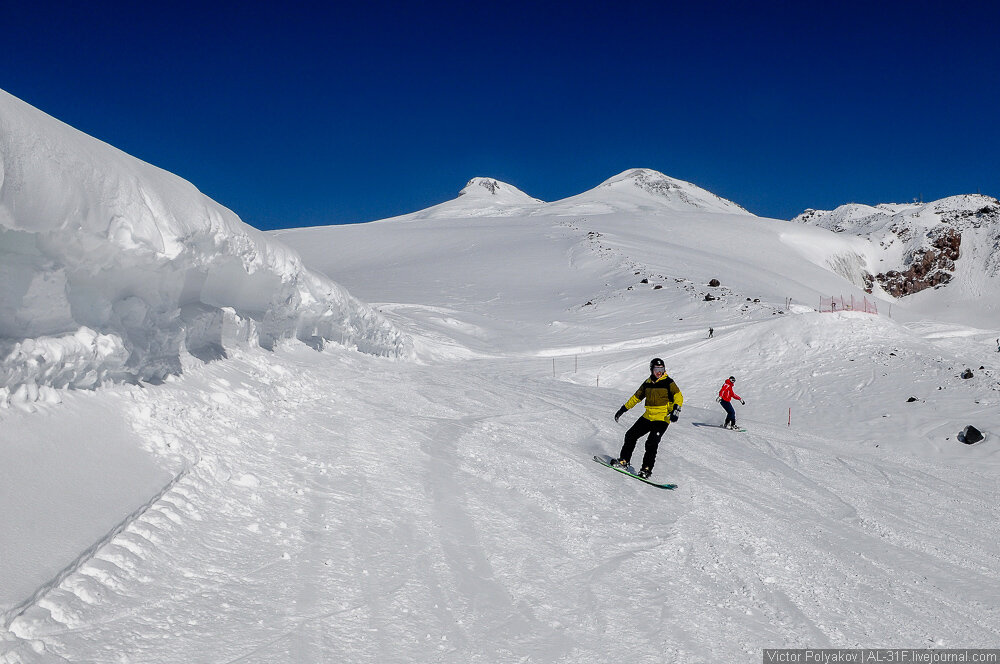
875,227,961,297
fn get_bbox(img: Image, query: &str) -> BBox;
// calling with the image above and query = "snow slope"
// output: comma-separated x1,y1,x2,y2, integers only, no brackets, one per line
3,96,1000,662
0,88,409,406
277,184,881,357
0,86,408,649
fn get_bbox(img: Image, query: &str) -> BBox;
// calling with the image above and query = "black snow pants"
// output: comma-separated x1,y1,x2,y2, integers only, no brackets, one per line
619,417,669,471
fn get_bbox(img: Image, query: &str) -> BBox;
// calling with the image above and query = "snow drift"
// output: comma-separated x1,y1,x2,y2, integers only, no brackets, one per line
0,88,410,404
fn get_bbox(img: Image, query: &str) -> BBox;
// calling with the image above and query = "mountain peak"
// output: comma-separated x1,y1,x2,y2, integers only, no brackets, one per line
457,177,542,203
542,168,752,216
382,177,543,221
384,169,752,221
597,168,683,190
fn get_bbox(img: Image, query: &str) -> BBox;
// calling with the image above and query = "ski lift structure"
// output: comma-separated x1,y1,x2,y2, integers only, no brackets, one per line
819,294,878,314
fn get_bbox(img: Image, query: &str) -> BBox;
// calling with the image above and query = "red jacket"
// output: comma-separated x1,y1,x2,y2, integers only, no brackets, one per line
718,379,741,402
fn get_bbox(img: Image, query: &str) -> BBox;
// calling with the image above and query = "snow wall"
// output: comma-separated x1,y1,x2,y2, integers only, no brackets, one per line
0,89,411,405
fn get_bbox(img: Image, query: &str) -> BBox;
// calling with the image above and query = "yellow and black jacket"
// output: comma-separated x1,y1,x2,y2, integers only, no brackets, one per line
624,374,683,422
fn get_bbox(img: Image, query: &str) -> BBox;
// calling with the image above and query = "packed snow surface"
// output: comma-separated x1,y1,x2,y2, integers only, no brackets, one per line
3,91,1000,662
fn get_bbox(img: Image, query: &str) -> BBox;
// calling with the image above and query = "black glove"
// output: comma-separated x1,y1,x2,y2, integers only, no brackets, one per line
670,406,681,422
614,405,627,422
740,400,746,405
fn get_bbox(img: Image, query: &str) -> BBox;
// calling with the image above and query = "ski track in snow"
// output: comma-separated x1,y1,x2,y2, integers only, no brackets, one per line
3,331,999,662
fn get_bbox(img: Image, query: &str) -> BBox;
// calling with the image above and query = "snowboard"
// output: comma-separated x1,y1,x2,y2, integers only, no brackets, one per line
692,422,746,432
593,455,677,490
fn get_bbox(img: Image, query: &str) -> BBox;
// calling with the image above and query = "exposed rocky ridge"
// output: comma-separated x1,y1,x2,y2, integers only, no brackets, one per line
876,226,962,297
794,195,1000,298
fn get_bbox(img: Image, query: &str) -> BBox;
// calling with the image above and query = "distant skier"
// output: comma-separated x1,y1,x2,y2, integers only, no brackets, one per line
717,375,745,430
708,327,714,338
612,358,683,478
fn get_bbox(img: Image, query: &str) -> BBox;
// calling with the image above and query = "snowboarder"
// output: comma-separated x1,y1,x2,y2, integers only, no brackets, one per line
717,375,745,429
708,327,714,338
612,358,683,478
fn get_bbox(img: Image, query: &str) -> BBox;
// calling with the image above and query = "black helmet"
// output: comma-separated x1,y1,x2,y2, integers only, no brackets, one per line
728,375,736,383
650,358,665,372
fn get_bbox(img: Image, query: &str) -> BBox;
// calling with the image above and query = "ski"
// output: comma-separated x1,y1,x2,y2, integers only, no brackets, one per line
593,455,677,490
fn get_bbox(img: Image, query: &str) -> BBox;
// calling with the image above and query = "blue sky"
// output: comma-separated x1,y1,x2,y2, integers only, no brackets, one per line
5,1,999,229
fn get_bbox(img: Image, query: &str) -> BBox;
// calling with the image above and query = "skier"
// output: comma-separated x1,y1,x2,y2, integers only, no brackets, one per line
708,327,714,338
612,358,683,478
717,375,745,429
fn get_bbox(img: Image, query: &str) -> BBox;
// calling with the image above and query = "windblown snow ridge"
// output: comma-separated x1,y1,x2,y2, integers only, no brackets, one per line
0,88,411,404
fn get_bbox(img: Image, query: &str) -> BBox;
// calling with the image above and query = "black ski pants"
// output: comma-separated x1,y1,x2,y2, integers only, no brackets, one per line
619,417,668,471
